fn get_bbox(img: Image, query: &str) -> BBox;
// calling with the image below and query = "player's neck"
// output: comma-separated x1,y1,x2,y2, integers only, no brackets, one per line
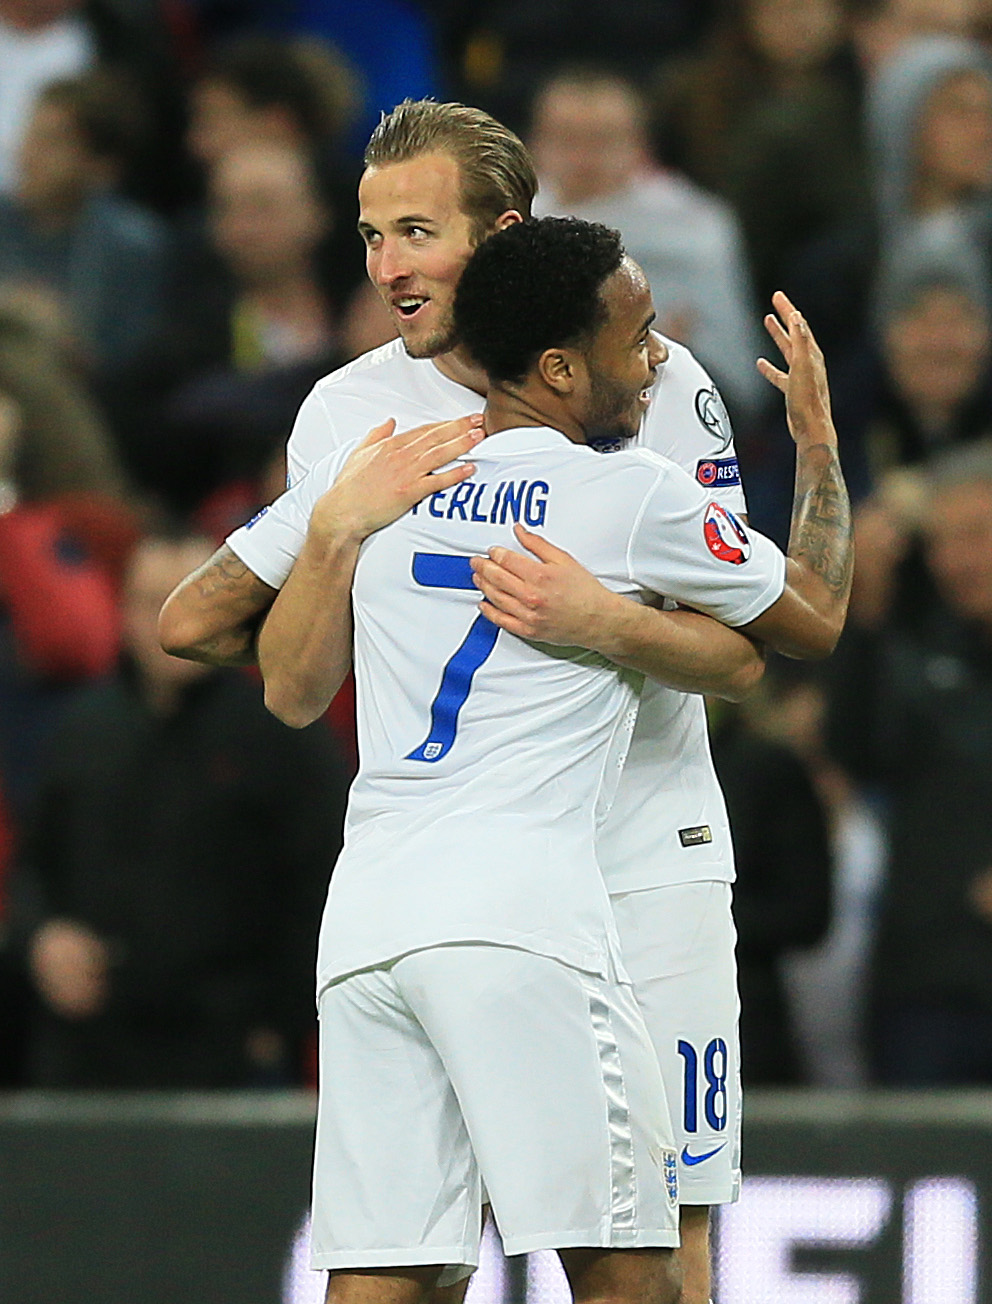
483,385,585,444
431,344,490,396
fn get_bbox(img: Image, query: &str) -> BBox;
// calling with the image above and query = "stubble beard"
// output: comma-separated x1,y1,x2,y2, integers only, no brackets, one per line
399,305,460,360
585,371,641,448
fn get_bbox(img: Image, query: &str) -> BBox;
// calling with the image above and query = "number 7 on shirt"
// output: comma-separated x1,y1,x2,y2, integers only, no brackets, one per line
406,553,500,764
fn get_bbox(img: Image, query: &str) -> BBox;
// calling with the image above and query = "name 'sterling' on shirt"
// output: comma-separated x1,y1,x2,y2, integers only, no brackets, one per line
412,477,549,527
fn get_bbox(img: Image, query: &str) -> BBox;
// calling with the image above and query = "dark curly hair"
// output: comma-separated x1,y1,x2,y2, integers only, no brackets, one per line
454,217,625,384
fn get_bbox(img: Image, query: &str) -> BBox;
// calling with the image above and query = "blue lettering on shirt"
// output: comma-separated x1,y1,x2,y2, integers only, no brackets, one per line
470,483,488,521
447,482,475,519
500,481,525,524
409,479,552,526
524,481,549,527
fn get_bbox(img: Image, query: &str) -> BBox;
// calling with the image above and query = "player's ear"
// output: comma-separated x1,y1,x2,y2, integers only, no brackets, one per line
494,209,524,231
539,347,577,395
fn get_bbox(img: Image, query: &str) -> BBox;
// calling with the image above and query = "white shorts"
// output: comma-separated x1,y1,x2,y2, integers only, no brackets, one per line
311,943,680,1274
611,881,741,1206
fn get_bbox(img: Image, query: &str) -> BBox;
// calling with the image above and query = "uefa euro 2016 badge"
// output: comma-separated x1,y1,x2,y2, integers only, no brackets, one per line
663,1149,679,1207
703,502,751,565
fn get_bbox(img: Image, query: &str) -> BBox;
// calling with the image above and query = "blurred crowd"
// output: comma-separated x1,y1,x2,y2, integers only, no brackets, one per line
2,0,992,1090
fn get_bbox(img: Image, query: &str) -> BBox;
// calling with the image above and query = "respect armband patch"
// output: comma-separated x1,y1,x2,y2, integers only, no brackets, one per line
696,456,741,488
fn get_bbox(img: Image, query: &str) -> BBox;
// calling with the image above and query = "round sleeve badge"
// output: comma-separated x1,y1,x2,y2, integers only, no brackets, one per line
703,502,751,564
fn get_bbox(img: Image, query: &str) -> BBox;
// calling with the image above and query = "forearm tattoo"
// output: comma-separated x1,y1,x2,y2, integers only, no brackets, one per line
789,445,854,597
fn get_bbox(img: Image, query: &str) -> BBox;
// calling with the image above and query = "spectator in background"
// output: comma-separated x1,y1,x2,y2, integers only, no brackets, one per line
832,218,992,496
187,31,357,168
851,0,981,73
9,527,349,1089
0,303,134,829
0,0,192,214
871,36,992,233
653,0,869,313
709,668,833,1085
793,34,992,351
745,211,992,543
183,33,365,320
826,441,992,1083
0,0,95,195
429,0,715,134
111,141,341,512
530,66,765,418
0,303,134,1084
0,69,169,374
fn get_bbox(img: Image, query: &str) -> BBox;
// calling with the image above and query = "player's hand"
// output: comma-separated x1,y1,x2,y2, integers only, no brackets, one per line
313,414,485,542
29,918,110,1020
471,524,624,647
757,291,835,449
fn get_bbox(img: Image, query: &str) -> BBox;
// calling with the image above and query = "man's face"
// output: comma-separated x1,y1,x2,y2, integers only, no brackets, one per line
209,145,327,285
885,285,990,412
925,479,992,624
530,81,645,205
918,70,992,196
125,540,212,690
188,79,257,169
18,100,90,212
358,152,478,358
575,258,665,445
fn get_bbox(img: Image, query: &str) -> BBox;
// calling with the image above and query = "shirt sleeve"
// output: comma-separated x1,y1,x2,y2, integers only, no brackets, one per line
285,385,336,489
629,455,785,627
639,340,749,517
226,444,354,589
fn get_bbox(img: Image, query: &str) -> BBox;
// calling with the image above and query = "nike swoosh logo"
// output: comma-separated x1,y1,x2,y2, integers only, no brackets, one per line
680,1142,727,1166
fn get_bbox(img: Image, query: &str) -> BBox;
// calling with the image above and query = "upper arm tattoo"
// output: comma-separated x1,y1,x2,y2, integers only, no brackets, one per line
189,545,276,608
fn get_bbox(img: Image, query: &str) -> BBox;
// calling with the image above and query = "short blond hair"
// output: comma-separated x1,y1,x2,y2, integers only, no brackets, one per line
364,99,537,240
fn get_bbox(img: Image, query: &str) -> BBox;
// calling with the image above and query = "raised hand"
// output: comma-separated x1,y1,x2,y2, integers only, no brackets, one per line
757,291,834,449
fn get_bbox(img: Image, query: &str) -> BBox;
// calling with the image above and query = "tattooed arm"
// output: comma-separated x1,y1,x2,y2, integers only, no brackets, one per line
158,544,276,666
470,293,851,672
740,291,853,658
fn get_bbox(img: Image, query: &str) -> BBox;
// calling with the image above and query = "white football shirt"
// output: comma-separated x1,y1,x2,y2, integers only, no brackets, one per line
285,338,752,892
229,425,785,988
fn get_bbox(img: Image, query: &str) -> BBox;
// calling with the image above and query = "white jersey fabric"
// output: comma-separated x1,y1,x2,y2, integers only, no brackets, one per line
285,337,749,893
230,425,784,989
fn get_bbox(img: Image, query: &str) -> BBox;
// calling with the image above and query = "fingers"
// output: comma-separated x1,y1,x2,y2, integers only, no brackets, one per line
472,545,543,586
512,523,572,563
763,311,791,359
477,599,531,638
416,424,485,475
359,417,397,446
756,357,787,392
423,461,476,494
396,414,485,449
771,289,799,319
